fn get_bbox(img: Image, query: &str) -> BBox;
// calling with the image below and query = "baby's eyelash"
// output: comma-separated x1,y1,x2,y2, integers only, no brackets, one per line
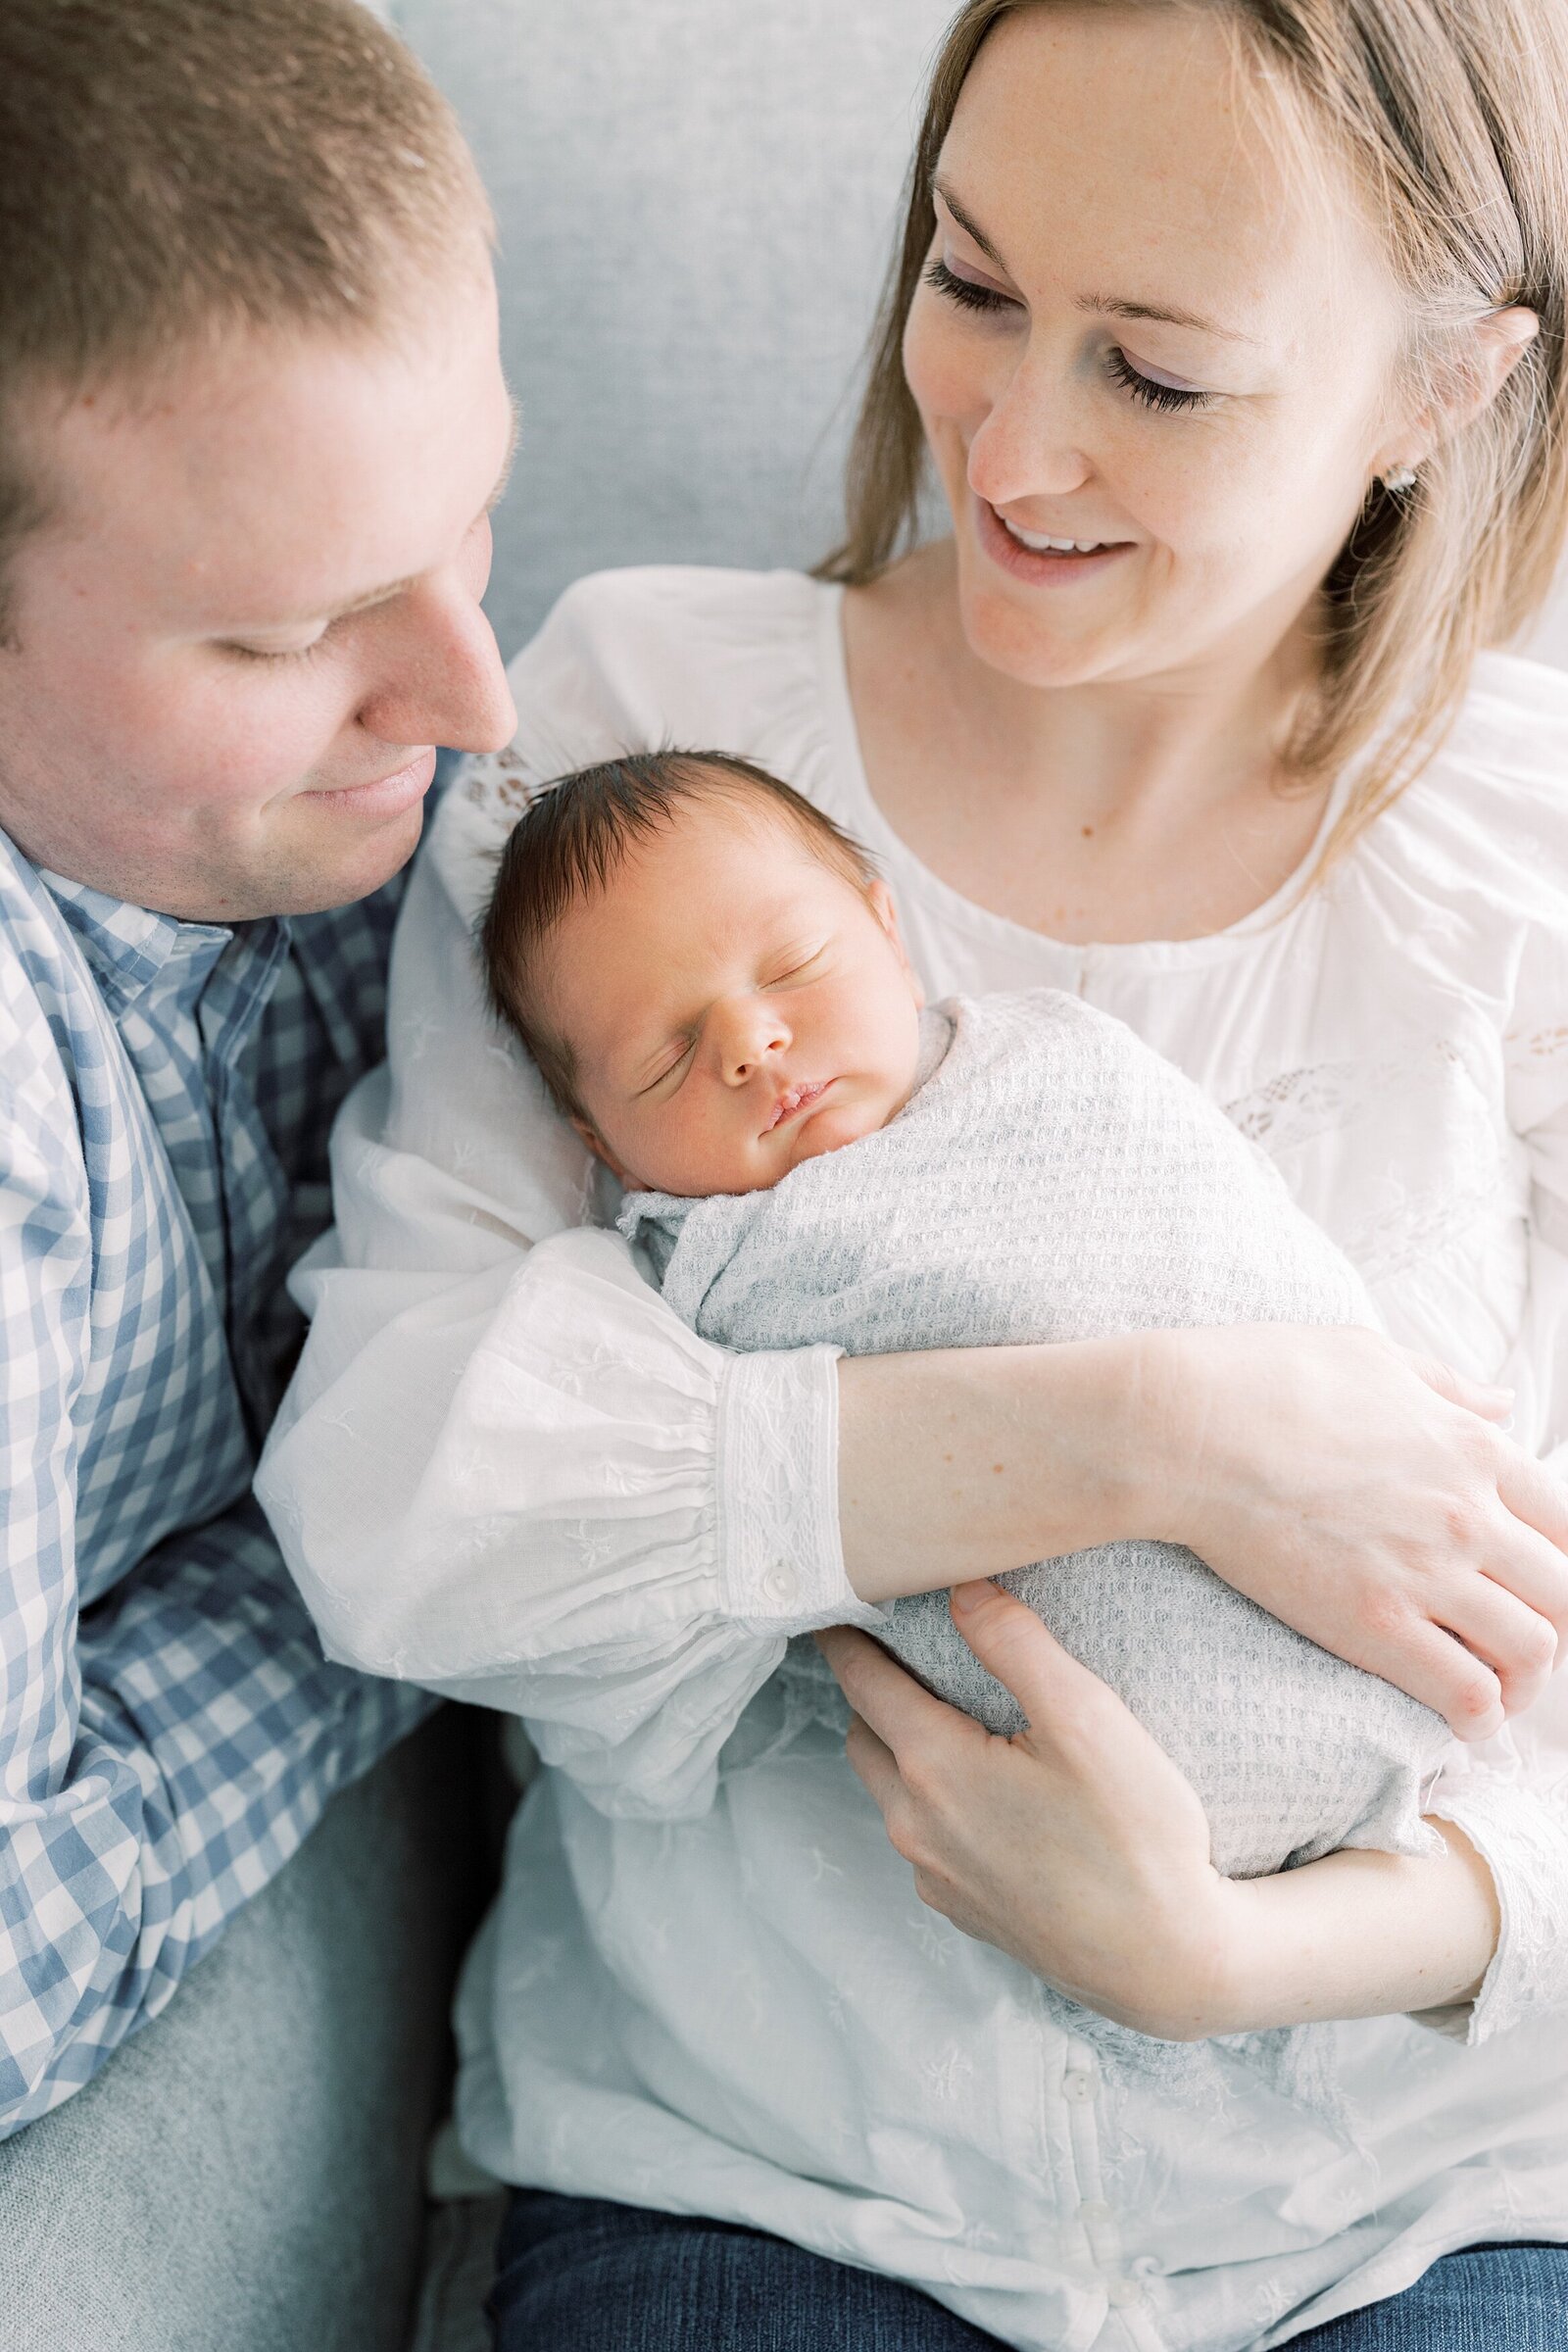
641,1038,696,1094
1102,347,1210,413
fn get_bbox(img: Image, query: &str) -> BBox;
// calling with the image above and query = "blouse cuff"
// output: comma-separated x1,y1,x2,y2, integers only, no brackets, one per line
715,1343,887,1633
1416,1774,1568,2043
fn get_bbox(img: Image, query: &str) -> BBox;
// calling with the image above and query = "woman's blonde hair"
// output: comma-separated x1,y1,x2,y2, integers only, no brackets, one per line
822,0,1568,866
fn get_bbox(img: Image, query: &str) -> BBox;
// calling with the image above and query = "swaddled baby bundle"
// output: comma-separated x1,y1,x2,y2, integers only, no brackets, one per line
621,989,1447,1886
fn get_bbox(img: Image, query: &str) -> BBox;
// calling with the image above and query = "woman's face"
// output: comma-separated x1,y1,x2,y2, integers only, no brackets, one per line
903,5,1416,693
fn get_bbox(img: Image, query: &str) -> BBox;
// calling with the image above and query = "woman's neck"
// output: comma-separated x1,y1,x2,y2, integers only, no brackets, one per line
842,541,1333,947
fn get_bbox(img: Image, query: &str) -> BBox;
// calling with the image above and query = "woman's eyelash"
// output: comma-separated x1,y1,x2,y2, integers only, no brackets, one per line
1102,346,1209,413
925,258,1211,414
923,256,1014,316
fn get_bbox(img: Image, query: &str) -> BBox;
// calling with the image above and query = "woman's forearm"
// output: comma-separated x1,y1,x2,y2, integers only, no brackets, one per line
837,1337,1158,1603
838,1323,1567,1735
1184,1819,1500,2039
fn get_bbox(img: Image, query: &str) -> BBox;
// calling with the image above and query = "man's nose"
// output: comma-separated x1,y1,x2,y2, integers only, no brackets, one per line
714,996,790,1085
355,569,518,757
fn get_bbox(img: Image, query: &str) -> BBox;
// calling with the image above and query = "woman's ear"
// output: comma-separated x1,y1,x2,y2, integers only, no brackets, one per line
867,877,925,1010
1378,305,1539,477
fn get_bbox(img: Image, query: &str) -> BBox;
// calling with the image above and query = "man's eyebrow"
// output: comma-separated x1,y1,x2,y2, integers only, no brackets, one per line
930,174,1256,345
241,400,523,632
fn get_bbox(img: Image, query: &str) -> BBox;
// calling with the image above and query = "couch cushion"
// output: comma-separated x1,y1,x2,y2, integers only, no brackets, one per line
394,0,956,660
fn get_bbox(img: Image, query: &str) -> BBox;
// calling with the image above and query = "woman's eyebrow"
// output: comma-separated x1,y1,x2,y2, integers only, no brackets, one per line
931,176,1008,270
1076,289,1256,345
932,174,1257,345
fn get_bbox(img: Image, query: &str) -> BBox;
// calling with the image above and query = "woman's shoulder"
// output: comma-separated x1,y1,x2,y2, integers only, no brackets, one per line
426,564,836,917
504,562,830,739
1366,650,1568,921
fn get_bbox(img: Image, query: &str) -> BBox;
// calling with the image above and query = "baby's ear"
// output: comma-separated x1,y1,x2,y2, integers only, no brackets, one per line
868,878,925,1010
568,1112,635,1188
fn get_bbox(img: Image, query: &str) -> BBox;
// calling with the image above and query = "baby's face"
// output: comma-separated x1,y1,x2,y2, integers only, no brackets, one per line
542,803,925,1196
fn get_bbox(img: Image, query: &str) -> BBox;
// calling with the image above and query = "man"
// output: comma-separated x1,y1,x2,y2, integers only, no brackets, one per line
0,0,515,2334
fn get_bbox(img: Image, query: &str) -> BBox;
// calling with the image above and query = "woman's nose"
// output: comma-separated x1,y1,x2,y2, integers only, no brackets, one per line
714,997,790,1085
965,347,1094,507
356,567,518,758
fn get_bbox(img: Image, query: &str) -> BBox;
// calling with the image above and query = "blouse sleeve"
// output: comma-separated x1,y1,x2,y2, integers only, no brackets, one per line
1419,899,1568,2039
256,581,884,1822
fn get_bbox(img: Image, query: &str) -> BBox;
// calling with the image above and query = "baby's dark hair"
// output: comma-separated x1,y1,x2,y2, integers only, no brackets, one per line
478,748,878,1120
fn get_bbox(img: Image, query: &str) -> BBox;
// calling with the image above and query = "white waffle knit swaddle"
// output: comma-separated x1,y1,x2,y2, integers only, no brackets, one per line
621,990,1447,1884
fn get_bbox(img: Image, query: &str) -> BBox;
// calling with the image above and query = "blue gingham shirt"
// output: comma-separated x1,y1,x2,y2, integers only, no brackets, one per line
0,826,428,2135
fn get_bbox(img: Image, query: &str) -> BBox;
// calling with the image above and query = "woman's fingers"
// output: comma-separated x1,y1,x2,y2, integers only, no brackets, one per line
1365,1619,1504,1740
813,1625,957,1758
1399,1347,1516,1421
1494,1456,1568,1642
1437,1566,1562,1713
948,1579,1114,1745
841,1709,903,1815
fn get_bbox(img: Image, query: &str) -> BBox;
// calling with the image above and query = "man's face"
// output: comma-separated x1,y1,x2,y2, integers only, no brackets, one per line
0,260,518,919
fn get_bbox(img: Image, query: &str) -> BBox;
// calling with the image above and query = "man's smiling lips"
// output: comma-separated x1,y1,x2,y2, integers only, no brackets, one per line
302,745,438,816
762,1078,831,1136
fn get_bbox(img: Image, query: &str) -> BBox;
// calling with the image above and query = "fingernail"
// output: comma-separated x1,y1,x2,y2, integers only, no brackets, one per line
951,1582,983,1614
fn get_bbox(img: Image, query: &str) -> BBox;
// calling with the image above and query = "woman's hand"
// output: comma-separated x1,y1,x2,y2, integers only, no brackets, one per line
817,1584,1237,2037
817,1583,1502,2037
1137,1325,1568,1739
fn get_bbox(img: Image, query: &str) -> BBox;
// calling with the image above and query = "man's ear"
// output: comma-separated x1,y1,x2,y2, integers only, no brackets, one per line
568,1112,643,1192
867,877,925,1010
1377,305,1539,477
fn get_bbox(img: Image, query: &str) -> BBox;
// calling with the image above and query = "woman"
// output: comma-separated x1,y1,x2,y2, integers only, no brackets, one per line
262,1,1568,2344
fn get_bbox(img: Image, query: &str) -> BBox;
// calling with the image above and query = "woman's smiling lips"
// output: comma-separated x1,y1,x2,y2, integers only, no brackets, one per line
975,494,1136,586
763,1078,831,1136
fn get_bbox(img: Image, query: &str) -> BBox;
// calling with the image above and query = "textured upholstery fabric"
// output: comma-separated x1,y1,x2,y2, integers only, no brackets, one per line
392,0,958,662
0,1710,490,2352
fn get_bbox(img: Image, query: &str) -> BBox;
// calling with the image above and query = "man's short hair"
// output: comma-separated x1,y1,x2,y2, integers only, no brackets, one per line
0,0,489,592
479,749,879,1120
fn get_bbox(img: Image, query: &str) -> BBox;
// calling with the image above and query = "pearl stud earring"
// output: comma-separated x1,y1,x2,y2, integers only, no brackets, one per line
1384,465,1417,492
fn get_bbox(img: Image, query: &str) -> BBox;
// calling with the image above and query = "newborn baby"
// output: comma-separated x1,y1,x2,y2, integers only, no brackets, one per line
480,748,1448,1885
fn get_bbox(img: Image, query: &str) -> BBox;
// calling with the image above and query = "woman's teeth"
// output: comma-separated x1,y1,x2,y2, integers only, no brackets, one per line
1001,518,1111,554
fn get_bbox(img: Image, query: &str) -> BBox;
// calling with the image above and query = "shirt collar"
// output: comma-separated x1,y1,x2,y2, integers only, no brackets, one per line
37,867,289,1013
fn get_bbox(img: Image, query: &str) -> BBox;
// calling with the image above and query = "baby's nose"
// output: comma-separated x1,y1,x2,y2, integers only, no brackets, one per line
718,999,789,1083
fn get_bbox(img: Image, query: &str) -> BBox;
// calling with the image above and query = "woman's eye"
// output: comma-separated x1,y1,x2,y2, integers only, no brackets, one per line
1103,346,1210,414
923,256,1019,318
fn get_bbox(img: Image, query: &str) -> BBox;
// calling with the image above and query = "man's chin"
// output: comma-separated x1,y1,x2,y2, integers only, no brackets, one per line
257,799,428,918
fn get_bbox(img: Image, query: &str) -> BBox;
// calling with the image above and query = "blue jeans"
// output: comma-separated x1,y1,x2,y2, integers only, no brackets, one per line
487,2192,1568,2350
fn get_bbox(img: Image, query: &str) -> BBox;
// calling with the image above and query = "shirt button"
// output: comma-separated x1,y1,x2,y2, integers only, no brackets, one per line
761,1560,798,1605
1079,2198,1112,2227
1107,2278,1147,2309
1063,2068,1096,2104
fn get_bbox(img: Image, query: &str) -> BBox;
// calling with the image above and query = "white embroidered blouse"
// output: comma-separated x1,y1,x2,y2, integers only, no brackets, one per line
259,566,1568,2352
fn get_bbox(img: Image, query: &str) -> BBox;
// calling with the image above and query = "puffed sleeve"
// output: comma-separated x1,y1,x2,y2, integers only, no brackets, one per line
1420,872,1568,2039
257,577,884,1822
